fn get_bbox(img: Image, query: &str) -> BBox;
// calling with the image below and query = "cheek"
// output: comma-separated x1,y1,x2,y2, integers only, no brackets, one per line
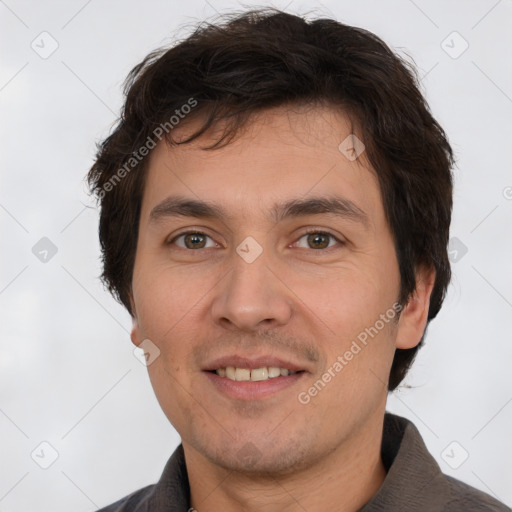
295,267,397,335
133,264,204,334
294,268,398,380
145,358,192,436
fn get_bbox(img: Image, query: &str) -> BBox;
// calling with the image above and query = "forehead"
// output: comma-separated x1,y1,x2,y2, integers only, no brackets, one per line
140,105,383,227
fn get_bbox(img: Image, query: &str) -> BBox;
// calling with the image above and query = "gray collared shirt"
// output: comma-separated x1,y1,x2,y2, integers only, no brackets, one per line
96,413,510,511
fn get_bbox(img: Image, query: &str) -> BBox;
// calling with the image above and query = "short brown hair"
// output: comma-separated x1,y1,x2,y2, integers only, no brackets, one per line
87,8,454,390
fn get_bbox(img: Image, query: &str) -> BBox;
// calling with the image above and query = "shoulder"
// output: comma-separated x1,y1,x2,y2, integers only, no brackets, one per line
95,484,156,512
378,413,510,511
94,443,189,511
444,475,510,511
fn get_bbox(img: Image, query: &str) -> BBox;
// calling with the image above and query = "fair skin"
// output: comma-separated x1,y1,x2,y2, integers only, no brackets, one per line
130,105,435,512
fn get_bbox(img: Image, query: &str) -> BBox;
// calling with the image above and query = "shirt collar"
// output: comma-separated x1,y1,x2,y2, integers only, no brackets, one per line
359,413,449,511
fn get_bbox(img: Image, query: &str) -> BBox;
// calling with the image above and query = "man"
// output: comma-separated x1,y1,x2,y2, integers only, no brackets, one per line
88,8,509,512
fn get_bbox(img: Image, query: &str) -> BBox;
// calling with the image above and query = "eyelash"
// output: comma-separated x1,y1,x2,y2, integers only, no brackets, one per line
168,228,344,252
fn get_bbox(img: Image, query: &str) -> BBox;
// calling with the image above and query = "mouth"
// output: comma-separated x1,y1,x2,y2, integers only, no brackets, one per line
207,366,304,381
202,356,309,400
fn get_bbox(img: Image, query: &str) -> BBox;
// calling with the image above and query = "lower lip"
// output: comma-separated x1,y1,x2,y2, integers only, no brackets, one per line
203,371,306,400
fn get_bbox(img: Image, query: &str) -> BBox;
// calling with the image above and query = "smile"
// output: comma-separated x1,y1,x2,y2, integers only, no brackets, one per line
204,368,306,400
213,366,302,381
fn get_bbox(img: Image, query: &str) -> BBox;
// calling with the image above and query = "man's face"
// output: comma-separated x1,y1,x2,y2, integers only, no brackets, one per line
131,106,411,474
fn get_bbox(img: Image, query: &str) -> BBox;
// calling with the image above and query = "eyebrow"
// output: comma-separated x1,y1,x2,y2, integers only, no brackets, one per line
149,194,369,227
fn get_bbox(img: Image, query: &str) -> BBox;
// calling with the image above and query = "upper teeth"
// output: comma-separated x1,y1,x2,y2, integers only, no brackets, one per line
216,366,297,381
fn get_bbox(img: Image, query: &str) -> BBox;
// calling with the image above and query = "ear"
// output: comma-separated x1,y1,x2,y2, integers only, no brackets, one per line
395,266,436,350
129,294,142,348
130,318,142,348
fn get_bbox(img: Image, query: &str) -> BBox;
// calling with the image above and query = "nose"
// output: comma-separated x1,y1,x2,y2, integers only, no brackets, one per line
210,247,293,332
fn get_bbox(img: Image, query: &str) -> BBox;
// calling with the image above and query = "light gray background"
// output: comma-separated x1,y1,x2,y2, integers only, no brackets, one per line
1,0,511,510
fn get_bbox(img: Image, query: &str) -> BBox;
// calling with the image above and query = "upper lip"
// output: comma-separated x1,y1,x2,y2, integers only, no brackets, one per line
202,354,308,373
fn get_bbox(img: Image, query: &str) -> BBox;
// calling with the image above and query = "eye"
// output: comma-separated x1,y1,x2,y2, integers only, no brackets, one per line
170,232,217,250
294,230,343,250
168,229,344,251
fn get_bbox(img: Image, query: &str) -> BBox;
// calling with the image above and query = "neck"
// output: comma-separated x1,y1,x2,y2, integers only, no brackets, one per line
184,411,387,512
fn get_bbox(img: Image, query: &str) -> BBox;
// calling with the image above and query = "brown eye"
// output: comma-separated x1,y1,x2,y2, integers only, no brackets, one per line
184,233,207,249
171,232,215,249
306,233,330,249
295,231,341,250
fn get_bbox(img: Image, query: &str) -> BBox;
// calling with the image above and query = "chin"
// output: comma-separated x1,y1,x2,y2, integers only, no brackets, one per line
197,432,315,477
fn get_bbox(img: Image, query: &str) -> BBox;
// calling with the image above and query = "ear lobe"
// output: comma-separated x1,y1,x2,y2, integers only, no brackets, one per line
395,266,436,350
129,294,142,348
130,316,142,348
